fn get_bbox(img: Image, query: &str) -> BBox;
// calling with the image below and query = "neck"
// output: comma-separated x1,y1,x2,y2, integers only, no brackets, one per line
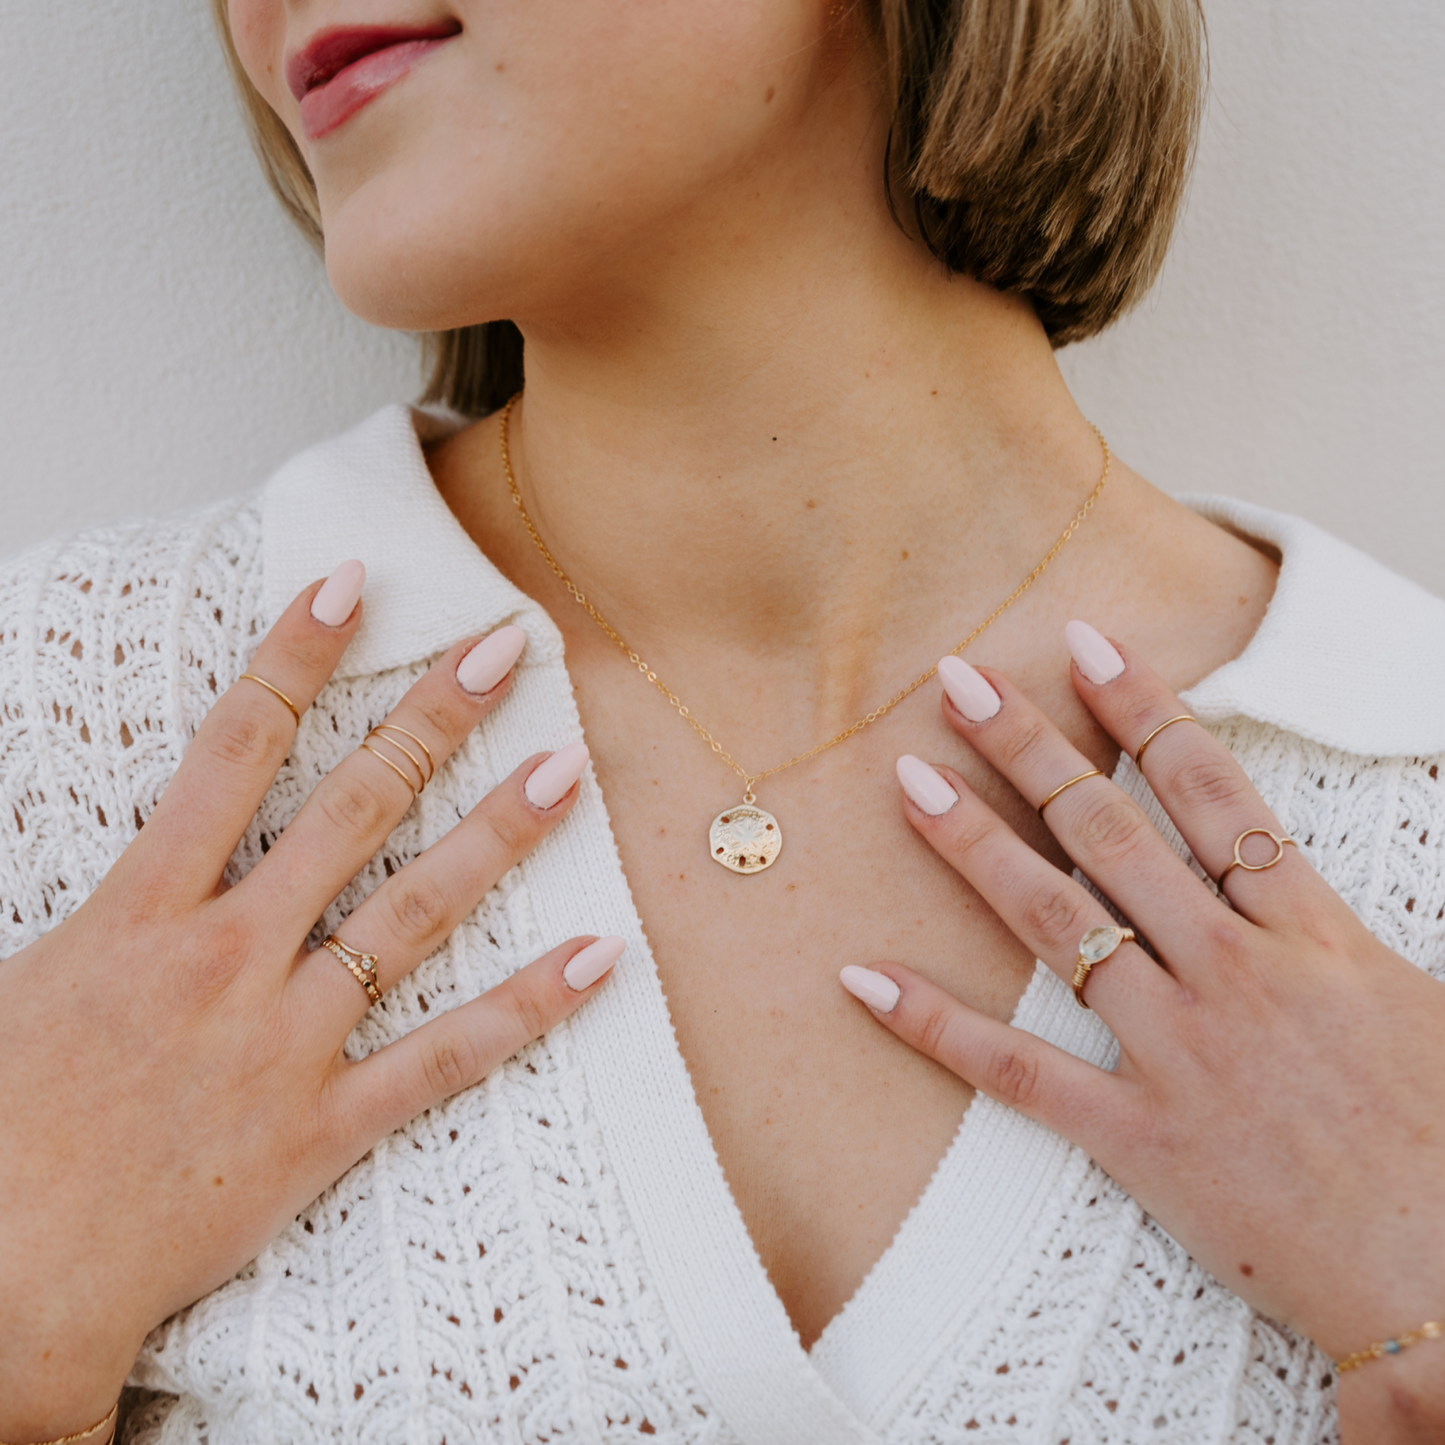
432,57,1121,729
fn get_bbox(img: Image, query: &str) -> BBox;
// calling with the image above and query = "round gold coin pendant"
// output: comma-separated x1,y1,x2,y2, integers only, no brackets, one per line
709,803,782,874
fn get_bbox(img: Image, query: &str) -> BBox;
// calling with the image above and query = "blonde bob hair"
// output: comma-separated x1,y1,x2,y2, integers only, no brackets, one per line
212,0,1204,416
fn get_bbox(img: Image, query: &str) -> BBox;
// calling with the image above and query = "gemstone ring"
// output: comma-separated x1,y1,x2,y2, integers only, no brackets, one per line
1071,925,1138,1010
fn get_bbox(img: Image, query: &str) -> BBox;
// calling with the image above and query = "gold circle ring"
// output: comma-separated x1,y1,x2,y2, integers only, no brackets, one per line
1133,714,1197,768
1071,924,1137,1009
238,672,301,725
321,934,382,1007
1216,828,1297,889
1037,767,1104,817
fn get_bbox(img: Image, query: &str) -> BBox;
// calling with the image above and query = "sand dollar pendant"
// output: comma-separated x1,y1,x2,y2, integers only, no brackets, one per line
709,794,782,874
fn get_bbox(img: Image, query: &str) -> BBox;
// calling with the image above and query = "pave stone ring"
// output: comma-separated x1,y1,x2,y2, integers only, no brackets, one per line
321,934,382,1007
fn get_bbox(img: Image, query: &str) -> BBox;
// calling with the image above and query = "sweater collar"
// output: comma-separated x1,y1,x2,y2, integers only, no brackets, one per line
263,406,1445,758
263,404,542,679
1177,494,1445,756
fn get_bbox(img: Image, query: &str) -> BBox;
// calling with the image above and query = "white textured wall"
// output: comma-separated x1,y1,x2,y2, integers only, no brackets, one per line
2,0,1442,593
0,0,417,553
1059,0,1445,594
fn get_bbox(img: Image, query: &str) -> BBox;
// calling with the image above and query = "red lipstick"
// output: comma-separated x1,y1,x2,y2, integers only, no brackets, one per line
287,22,460,140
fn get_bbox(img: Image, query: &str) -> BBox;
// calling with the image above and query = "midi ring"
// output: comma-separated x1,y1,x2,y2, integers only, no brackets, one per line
1216,828,1297,889
321,934,382,1007
1038,767,1104,817
1071,924,1137,1009
238,672,302,725
1133,713,1196,768
373,723,435,786
362,722,436,797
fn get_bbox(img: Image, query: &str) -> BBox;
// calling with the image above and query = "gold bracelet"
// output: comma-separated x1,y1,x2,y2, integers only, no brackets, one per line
0,1401,118,1445
1336,1319,1444,1373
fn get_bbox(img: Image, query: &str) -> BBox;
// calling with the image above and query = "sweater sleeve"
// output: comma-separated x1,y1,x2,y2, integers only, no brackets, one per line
0,496,265,957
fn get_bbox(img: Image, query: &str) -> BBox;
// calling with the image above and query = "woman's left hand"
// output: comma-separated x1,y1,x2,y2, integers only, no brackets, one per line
841,624,1445,1444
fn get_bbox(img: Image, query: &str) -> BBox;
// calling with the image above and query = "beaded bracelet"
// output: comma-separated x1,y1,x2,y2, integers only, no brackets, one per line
1336,1319,1444,1374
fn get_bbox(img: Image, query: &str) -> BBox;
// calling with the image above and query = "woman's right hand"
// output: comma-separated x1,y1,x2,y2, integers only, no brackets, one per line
0,566,617,1441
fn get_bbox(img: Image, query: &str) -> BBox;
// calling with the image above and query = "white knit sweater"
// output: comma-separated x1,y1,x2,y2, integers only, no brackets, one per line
4,408,1444,1445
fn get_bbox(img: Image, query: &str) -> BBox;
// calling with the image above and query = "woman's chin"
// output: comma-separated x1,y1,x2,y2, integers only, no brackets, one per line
322,240,492,335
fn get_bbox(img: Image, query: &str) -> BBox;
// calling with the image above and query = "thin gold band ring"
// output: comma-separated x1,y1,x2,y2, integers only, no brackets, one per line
1133,714,1197,768
238,672,301,725
1038,767,1104,817
321,934,382,1007
359,742,419,800
364,730,426,794
1216,828,1297,889
370,723,435,786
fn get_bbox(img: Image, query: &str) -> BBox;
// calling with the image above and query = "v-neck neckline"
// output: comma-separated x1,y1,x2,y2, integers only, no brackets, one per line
488,613,1122,1441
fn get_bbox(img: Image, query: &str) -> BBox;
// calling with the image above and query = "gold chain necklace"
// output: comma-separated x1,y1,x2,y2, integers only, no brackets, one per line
499,393,1109,875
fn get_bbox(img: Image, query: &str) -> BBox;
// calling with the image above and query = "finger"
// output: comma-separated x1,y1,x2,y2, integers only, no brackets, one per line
132,563,366,906
896,756,1178,1030
1063,624,1332,926
936,655,1231,968
839,961,1130,1154
293,745,591,1028
236,626,530,942
334,936,623,1142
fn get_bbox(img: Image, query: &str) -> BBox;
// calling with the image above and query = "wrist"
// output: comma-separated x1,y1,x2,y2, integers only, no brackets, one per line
1338,1336,1445,1445
0,1330,134,1445
0,1402,118,1445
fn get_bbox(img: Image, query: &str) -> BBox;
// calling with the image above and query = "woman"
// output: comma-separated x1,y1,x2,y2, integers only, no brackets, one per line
2,0,1443,1440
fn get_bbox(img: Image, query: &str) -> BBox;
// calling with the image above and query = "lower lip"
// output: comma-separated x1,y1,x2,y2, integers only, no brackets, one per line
299,36,454,141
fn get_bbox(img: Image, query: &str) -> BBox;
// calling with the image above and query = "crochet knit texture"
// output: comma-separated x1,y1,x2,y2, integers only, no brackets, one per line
2,476,1442,1445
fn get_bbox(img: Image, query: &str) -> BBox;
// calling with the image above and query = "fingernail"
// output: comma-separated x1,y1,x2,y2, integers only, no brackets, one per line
896,754,959,816
1065,620,1125,685
938,656,1001,722
840,965,900,1014
564,935,624,991
457,625,527,695
311,559,366,627
524,740,590,808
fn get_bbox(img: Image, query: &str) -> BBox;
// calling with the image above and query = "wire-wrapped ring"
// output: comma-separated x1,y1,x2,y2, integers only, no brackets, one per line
1071,924,1137,1009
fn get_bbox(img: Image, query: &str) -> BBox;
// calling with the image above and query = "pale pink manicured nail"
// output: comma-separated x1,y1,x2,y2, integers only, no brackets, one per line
457,625,527,695
897,754,959,816
938,656,1001,722
1065,620,1125,685
564,935,625,991
840,965,900,1014
524,740,590,808
310,559,366,627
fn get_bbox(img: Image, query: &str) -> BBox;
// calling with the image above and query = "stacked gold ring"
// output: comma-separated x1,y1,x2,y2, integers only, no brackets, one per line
321,934,382,1006
360,723,436,801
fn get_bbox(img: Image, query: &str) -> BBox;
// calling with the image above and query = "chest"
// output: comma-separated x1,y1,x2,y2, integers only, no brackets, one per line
567,650,1111,1347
